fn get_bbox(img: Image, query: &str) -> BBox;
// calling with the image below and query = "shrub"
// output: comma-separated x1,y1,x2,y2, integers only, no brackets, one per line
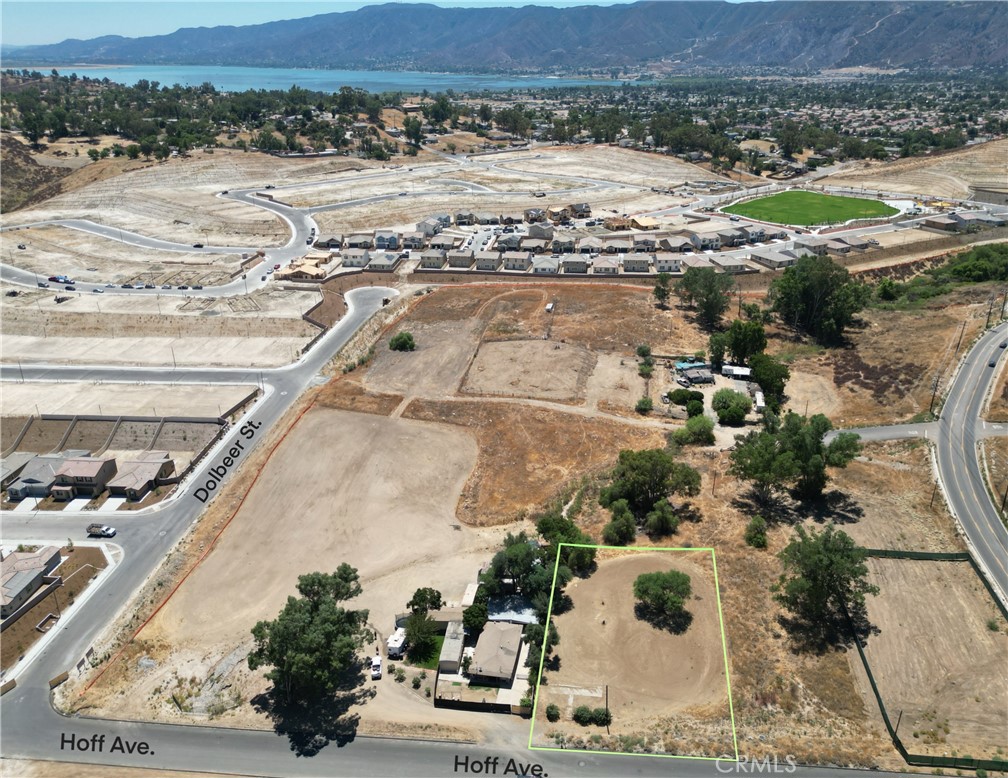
668,388,704,406
745,515,768,549
712,388,751,426
603,513,636,545
546,703,561,722
672,414,715,446
389,331,416,351
412,675,422,689
635,396,653,414
425,686,431,698
395,668,406,683
685,399,704,418
638,363,654,379
636,344,652,359
986,618,1000,632
572,705,593,725
591,707,612,726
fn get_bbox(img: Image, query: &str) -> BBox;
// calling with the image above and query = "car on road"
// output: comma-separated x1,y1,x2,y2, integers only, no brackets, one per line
162,284,172,289
37,281,49,288
274,263,281,270
178,284,190,290
105,283,115,288
17,243,26,249
264,184,275,189
193,243,204,248
729,215,740,221
86,523,116,538
92,288,104,293
121,283,134,289
144,283,156,289
1000,341,1007,349
192,284,204,290
990,359,998,368
221,190,229,195
398,191,407,196
267,268,274,274
48,276,59,281
64,285,76,291
261,275,267,281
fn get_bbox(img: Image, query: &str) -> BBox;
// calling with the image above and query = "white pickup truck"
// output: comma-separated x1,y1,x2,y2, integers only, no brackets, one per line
86,524,116,537
370,655,382,680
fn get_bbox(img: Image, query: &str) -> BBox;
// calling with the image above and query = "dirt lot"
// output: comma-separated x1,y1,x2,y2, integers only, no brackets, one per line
2,760,253,778
532,549,734,758
859,558,1007,760
776,293,987,426
2,545,107,672
0,382,255,419
403,399,664,526
68,407,523,741
462,340,596,402
821,139,1008,200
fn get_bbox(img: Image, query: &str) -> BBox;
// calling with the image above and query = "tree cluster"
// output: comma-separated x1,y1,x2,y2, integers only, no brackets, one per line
769,256,868,344
729,412,861,504
599,449,700,541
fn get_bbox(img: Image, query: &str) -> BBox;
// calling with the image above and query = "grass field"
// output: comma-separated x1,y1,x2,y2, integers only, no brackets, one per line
724,190,898,225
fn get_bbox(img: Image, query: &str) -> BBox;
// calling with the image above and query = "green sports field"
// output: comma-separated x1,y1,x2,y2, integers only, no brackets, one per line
723,190,898,226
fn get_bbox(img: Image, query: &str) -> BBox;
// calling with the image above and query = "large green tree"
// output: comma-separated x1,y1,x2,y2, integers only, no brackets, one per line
729,429,797,504
774,524,879,642
653,272,672,308
675,267,734,329
769,256,869,343
725,319,767,364
600,448,700,519
248,564,372,702
404,611,438,662
633,569,693,632
407,587,444,615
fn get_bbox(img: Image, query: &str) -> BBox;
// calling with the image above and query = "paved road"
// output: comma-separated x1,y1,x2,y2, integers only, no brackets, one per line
835,321,1008,604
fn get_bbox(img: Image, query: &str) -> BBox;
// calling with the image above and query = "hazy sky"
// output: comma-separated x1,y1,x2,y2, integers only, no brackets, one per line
2,0,644,46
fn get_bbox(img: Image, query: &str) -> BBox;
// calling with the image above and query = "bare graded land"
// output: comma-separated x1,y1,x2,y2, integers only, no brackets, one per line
821,139,1008,200
859,558,1007,761
981,437,1008,524
776,294,987,426
0,382,254,419
493,145,729,190
0,284,318,367
462,340,596,402
68,407,524,743
531,549,734,758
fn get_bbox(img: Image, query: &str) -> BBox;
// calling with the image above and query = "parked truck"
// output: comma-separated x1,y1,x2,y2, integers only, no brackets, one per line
86,524,116,537
370,654,382,680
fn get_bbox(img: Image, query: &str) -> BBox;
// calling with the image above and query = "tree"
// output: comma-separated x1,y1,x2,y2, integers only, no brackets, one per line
389,331,415,351
675,267,734,328
777,413,860,500
729,429,796,504
645,500,679,538
407,587,444,615
653,272,672,308
633,569,692,632
403,116,423,146
769,256,869,343
712,388,752,426
248,565,372,703
671,414,715,446
536,511,595,575
86,148,100,161
748,353,790,412
602,499,637,545
708,332,728,370
685,399,704,418
462,599,488,634
774,524,879,642
725,319,767,364
600,449,699,519
744,515,768,549
635,396,653,414
404,611,438,663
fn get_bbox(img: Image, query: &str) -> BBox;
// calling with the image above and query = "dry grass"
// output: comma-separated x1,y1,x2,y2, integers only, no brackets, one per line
775,293,987,426
402,398,664,526
987,360,1008,422
315,374,404,416
982,436,1008,523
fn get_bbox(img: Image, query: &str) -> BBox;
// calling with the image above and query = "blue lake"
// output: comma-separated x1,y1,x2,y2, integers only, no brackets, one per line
39,64,614,93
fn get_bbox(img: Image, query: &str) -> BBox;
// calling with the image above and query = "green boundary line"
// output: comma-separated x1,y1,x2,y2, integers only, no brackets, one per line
527,543,739,761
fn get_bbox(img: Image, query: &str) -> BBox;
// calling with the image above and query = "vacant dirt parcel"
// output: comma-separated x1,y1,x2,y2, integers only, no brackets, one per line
532,549,734,758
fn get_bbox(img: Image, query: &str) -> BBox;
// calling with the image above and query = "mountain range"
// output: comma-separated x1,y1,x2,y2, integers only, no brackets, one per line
4,1,1006,73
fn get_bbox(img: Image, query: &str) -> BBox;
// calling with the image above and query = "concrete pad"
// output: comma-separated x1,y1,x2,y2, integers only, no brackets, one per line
11,498,38,513
103,496,127,511
60,498,92,512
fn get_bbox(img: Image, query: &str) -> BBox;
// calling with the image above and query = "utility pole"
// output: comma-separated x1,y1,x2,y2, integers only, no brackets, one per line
929,376,940,415
986,296,995,329
953,319,967,357
1000,482,1007,516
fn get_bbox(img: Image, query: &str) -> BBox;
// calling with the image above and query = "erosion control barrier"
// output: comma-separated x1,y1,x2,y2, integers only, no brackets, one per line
0,679,16,695
844,549,1008,772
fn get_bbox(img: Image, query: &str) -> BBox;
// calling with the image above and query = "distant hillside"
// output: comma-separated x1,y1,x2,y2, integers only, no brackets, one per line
6,1,1007,73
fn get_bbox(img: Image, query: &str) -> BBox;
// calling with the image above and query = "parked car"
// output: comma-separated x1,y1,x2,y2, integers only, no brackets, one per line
178,284,190,290
92,288,104,293
86,524,116,537
144,283,155,289
192,284,204,290
274,263,281,270
121,283,134,289
162,284,172,289
17,243,26,249
48,276,59,282
37,281,49,288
